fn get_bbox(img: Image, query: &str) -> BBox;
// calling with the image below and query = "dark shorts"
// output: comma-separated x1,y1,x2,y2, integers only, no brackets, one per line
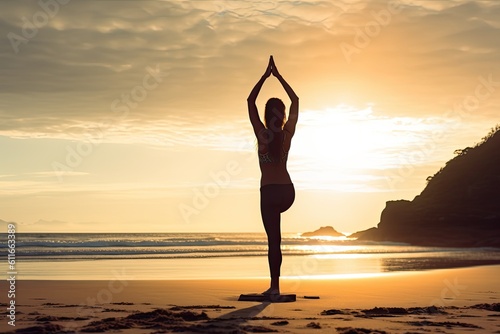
260,183,295,214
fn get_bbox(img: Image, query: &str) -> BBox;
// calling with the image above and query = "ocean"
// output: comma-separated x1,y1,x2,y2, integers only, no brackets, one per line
2,233,500,280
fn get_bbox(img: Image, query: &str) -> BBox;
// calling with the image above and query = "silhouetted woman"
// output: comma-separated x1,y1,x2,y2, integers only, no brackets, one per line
247,56,299,295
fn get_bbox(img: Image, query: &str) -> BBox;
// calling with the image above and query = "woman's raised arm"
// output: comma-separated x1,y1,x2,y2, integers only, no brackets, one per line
271,56,299,136
247,57,272,136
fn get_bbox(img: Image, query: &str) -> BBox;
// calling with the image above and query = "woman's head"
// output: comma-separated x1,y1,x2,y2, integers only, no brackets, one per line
264,98,286,132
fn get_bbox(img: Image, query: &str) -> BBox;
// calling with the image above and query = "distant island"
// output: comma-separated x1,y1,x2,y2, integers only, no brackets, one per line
302,226,345,237
353,125,500,248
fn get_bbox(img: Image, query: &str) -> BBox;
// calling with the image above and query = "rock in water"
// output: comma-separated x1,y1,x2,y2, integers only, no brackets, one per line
301,226,345,237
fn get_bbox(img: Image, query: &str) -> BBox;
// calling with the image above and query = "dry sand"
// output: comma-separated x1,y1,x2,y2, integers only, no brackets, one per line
1,265,499,333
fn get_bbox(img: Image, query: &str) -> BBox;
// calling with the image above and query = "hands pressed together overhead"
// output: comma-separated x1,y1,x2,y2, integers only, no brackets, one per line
263,55,281,78
250,55,298,105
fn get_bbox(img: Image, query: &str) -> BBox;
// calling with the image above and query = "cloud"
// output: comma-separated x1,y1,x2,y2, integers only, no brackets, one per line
0,0,499,142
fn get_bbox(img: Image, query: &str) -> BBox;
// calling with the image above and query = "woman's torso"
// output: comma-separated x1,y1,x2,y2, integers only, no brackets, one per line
257,129,293,186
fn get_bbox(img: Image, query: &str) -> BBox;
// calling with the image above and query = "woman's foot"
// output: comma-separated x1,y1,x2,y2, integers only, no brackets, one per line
262,287,280,295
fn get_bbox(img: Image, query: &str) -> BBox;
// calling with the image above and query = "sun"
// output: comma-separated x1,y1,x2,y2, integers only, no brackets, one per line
289,104,418,191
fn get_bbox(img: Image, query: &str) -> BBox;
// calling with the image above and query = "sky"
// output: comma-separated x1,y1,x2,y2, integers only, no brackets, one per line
1,0,499,233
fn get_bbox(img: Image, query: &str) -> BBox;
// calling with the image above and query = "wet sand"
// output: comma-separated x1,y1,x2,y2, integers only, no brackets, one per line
1,265,499,333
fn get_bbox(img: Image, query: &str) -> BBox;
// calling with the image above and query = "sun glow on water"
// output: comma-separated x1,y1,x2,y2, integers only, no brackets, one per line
284,244,375,258
303,235,355,242
281,272,389,280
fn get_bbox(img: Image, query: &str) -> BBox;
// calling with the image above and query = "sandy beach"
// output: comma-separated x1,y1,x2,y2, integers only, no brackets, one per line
1,265,499,333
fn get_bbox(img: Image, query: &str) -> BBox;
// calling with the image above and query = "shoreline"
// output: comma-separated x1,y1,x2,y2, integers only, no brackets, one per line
2,265,499,333
7,251,500,280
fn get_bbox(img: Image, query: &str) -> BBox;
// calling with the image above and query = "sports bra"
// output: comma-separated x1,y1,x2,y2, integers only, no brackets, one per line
258,150,288,163
258,131,289,164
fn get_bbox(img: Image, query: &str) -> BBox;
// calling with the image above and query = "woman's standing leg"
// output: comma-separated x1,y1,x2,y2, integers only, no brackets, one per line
261,190,282,293
260,184,295,294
